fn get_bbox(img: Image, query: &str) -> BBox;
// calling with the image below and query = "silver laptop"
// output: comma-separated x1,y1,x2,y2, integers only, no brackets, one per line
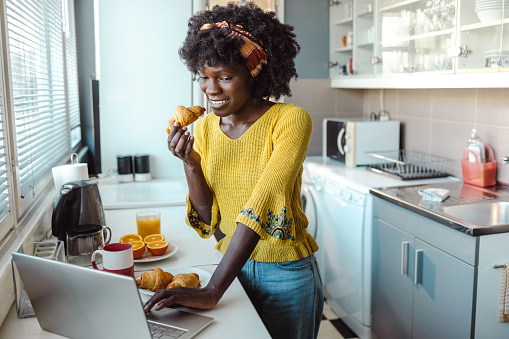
12,252,213,339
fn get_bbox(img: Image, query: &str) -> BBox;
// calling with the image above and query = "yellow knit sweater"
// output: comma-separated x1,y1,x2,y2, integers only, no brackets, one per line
185,103,318,262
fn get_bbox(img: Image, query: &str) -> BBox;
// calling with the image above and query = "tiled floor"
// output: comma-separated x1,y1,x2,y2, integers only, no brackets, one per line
318,302,360,339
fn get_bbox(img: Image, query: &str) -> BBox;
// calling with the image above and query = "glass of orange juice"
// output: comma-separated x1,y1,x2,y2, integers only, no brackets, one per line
136,211,161,239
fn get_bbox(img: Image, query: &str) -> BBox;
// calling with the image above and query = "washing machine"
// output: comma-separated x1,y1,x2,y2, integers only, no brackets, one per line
301,163,318,239
301,159,330,282
303,157,373,339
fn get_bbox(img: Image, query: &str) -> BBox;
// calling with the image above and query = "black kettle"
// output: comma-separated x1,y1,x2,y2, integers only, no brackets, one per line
52,180,106,245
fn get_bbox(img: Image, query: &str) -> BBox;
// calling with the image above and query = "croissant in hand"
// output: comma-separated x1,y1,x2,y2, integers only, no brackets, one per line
165,105,205,133
167,273,200,289
136,268,173,292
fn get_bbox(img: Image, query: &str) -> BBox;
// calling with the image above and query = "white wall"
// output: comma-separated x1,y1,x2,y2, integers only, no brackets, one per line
98,0,193,179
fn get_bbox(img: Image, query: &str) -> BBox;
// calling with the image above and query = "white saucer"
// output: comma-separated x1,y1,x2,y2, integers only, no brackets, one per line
136,266,212,296
133,243,178,263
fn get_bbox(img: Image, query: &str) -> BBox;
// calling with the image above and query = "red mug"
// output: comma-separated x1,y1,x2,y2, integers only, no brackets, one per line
91,243,134,278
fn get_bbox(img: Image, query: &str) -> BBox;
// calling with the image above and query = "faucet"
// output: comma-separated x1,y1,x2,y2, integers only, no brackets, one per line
504,157,509,164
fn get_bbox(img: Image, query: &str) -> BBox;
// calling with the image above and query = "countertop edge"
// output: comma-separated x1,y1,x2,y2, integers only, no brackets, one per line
369,188,483,236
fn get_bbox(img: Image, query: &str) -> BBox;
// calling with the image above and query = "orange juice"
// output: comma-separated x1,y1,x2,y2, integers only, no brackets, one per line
136,212,161,239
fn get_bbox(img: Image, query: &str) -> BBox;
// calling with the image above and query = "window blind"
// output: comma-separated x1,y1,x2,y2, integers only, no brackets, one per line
6,0,71,197
64,0,81,148
0,66,12,237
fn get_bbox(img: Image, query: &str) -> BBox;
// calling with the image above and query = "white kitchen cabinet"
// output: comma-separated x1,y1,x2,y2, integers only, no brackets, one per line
372,218,475,339
475,232,509,338
372,197,476,339
411,239,475,339
329,0,354,77
330,0,509,88
372,196,509,339
371,218,414,339
329,0,374,77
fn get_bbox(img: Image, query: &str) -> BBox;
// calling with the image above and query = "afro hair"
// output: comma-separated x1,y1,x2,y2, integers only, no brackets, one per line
178,2,300,101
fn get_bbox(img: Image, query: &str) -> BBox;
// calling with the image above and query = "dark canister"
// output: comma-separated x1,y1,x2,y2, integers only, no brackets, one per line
116,155,133,182
134,154,151,181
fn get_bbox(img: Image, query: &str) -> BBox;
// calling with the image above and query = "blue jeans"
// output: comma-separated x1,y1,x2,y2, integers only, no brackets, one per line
238,255,324,339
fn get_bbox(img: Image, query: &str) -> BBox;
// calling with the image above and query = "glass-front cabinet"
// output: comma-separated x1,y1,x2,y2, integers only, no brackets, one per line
330,0,509,88
456,1,509,73
329,0,354,77
330,0,375,77
377,0,455,75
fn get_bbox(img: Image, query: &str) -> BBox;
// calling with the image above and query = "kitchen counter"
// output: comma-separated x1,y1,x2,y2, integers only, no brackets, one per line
370,181,509,236
0,206,270,339
98,179,188,209
303,156,458,194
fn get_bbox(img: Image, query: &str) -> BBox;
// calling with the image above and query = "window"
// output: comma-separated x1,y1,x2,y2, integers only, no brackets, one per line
64,0,81,149
0,54,14,241
0,0,81,238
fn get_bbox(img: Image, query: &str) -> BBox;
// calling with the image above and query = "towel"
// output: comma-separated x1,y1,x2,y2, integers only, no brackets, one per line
418,188,449,202
500,265,509,323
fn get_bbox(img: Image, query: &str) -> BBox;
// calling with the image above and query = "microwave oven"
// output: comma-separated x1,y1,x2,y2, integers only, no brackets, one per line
323,118,400,167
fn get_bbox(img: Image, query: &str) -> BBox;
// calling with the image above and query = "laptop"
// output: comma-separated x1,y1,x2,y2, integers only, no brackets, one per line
11,252,214,339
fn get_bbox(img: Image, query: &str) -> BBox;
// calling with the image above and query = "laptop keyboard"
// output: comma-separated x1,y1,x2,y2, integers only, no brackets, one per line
149,322,187,338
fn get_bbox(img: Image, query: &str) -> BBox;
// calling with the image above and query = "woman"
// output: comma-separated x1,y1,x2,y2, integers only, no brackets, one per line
144,3,323,338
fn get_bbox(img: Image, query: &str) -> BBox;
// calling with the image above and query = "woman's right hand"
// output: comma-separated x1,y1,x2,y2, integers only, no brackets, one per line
167,121,200,166
169,121,212,224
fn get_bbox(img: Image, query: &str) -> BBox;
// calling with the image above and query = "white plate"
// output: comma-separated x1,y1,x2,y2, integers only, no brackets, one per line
133,243,178,263
136,266,212,296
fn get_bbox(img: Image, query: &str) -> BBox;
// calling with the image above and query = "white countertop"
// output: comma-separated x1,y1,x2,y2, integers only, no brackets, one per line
304,156,459,194
0,205,270,339
98,179,188,209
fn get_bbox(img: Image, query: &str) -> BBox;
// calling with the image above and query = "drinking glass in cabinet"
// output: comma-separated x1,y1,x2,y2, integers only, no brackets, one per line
353,0,375,76
376,0,456,75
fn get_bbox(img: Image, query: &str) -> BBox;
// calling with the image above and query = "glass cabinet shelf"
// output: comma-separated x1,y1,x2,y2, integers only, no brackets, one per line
379,0,420,12
333,17,354,26
330,0,509,88
460,18,509,31
358,11,374,19
333,47,354,53
381,28,455,46
358,42,375,48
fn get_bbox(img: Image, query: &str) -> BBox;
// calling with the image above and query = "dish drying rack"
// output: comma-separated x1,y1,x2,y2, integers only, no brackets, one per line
366,150,450,180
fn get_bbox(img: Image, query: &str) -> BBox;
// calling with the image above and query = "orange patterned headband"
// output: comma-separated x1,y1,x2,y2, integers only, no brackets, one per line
200,21,267,77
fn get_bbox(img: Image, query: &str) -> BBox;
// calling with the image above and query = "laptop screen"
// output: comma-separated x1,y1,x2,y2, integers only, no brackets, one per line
12,252,213,339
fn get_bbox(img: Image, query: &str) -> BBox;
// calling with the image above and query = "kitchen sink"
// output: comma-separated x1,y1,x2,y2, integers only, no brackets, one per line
441,200,509,226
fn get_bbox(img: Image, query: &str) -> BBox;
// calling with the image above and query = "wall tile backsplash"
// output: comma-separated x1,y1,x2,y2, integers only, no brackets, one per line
289,79,509,185
287,79,364,156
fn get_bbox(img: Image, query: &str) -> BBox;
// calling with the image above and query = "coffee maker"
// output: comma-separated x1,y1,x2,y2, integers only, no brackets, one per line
52,180,110,264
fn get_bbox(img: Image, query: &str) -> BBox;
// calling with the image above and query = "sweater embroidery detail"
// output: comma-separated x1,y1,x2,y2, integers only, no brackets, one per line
241,207,295,241
187,202,215,236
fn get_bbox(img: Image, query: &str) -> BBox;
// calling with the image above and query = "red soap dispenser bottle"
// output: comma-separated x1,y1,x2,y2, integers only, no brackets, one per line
461,145,497,187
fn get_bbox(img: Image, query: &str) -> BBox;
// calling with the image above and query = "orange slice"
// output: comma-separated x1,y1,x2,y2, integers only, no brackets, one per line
120,234,143,244
144,234,165,244
129,241,146,259
146,241,169,256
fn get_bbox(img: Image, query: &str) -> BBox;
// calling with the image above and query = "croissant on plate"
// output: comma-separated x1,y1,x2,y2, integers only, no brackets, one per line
165,105,206,133
166,273,201,289
136,268,173,292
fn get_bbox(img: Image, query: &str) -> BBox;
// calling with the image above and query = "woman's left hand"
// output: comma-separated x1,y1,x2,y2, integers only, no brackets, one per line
144,224,260,313
143,285,219,312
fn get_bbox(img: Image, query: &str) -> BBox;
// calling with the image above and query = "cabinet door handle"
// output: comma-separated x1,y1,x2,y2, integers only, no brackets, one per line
414,249,423,285
401,241,409,276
